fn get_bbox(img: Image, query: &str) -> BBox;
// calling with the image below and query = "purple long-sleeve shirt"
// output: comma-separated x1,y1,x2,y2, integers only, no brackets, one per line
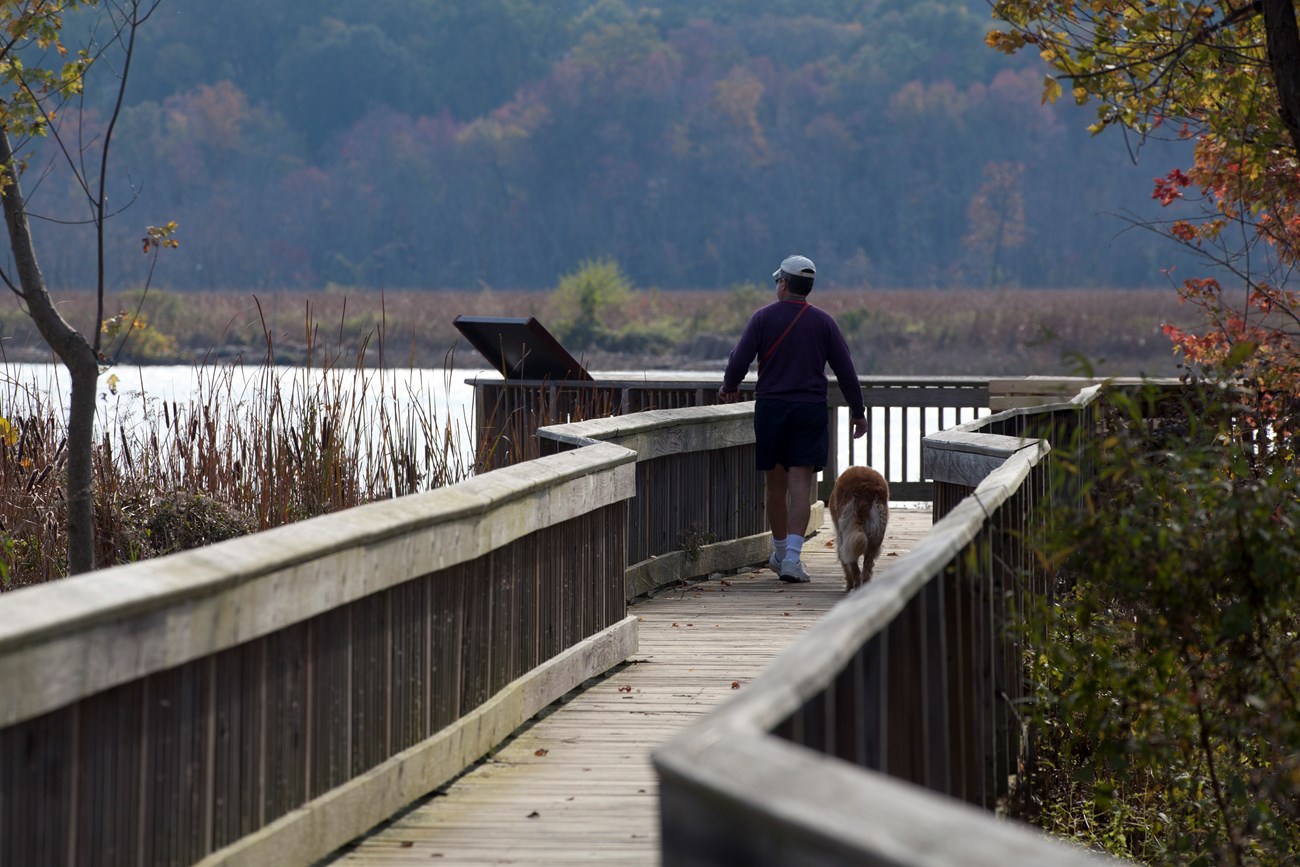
722,298,866,419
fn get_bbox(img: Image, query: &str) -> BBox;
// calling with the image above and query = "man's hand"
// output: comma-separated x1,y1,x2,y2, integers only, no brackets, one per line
850,417,867,439
717,387,739,403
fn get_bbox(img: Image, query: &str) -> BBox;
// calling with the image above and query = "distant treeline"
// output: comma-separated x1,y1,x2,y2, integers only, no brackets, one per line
26,0,1191,292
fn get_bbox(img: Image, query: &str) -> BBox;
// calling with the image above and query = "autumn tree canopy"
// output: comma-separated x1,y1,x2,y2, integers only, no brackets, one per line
991,0,1300,424
5,0,1192,293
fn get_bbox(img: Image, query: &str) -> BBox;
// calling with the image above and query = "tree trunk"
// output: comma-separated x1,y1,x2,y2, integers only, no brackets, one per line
1262,0,1300,156
0,128,100,574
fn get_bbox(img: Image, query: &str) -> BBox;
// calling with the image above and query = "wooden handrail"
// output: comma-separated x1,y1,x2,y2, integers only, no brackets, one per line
537,403,779,598
0,443,639,867
652,381,1131,866
468,374,994,503
0,375,1167,866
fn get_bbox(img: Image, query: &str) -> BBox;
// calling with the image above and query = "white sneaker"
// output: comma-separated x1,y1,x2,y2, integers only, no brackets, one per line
778,559,810,583
768,552,782,572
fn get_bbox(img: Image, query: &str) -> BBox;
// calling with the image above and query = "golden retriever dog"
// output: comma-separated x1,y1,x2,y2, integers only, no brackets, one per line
828,466,890,591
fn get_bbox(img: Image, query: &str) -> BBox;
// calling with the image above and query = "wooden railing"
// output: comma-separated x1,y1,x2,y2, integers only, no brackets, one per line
537,403,784,599
652,384,1127,866
0,444,639,867
470,374,992,502
1,375,1149,866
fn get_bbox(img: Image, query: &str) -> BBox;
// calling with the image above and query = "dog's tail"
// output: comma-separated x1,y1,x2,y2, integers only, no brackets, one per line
837,495,888,563
862,496,888,550
835,505,869,567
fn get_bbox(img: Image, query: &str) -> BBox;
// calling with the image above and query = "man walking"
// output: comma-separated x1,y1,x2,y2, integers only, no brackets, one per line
717,255,868,582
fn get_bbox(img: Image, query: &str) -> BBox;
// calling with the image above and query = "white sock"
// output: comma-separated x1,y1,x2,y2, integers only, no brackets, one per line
773,537,787,560
785,534,805,562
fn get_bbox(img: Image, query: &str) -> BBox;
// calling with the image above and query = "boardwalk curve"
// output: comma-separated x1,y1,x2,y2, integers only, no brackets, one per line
327,508,931,865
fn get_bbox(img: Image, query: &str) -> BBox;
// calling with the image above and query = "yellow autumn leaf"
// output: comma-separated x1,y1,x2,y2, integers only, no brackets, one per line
0,416,16,447
1041,76,1063,105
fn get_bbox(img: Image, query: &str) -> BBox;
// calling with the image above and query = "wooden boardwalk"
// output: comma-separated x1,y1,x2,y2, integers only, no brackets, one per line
327,508,933,866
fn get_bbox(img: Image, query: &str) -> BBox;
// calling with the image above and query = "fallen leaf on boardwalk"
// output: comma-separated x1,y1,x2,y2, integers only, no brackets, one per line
672,622,680,627
731,681,741,689
527,811,540,818
888,552,899,557
638,788,647,793
825,540,835,548
783,612,791,617
400,841,414,848
686,623,694,627
720,579,731,586
534,748,548,757
618,685,633,693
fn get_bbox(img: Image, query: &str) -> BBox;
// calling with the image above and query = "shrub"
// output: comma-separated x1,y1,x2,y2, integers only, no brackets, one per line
1025,382,1300,864
101,311,181,363
145,491,258,555
549,258,632,349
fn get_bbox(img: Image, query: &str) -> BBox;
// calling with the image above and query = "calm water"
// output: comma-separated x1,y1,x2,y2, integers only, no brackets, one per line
1,363,975,492
0,363,492,476
1,363,489,419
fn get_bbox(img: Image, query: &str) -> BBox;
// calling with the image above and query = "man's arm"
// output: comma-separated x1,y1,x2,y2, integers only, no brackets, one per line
718,314,761,401
826,320,867,438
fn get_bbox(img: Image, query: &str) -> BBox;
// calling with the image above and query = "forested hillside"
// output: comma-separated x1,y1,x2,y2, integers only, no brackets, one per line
29,0,1189,291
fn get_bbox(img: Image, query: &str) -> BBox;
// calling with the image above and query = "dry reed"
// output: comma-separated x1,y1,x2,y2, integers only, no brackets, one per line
0,329,477,588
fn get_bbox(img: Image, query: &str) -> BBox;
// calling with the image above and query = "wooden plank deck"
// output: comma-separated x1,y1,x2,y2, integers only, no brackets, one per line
326,507,933,866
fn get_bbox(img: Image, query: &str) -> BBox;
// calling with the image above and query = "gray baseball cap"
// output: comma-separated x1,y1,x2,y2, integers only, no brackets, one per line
773,254,816,280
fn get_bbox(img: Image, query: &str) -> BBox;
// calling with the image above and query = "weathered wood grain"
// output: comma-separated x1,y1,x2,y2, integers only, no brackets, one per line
0,443,636,731
325,509,932,866
197,615,638,867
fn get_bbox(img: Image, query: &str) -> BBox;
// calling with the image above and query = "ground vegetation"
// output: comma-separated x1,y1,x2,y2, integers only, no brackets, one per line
0,284,1193,375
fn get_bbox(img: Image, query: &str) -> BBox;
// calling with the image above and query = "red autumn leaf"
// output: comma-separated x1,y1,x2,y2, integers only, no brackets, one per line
731,681,740,689
534,748,548,757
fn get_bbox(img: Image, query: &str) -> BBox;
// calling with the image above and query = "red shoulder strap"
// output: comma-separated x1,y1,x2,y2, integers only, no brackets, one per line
760,302,811,365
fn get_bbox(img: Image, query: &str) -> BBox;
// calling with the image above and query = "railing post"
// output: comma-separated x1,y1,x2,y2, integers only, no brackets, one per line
820,404,839,503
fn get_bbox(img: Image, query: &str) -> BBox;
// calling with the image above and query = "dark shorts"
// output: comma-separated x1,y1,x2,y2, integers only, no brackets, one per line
753,398,828,471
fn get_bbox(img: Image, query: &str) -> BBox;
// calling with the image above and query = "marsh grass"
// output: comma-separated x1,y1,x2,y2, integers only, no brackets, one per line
0,286,1191,375
0,331,478,588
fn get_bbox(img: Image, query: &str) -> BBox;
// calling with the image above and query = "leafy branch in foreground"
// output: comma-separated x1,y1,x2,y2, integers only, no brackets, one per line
1025,382,1299,864
990,0,1300,448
